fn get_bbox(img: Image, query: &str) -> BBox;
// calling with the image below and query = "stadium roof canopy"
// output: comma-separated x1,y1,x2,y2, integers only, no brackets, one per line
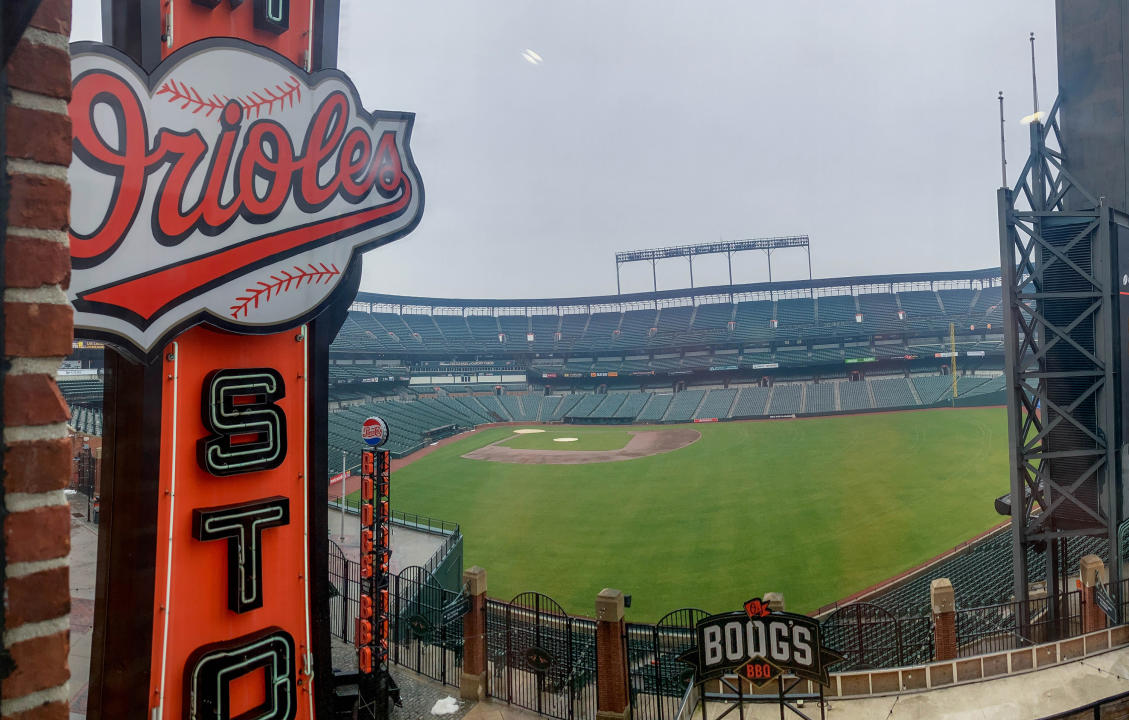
353,267,1002,311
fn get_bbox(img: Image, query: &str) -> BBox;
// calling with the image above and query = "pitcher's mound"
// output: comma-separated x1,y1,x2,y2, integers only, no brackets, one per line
463,428,700,465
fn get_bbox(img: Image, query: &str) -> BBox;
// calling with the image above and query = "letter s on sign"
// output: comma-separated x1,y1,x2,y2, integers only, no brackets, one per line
792,625,813,666
198,368,287,476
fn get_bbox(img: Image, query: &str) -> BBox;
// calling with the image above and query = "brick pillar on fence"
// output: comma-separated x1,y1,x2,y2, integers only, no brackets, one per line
931,578,957,661
460,566,489,701
1080,554,1107,633
2,1,77,719
595,588,630,720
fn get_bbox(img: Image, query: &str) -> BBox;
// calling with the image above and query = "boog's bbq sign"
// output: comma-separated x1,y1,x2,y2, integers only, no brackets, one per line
680,598,843,688
74,3,423,719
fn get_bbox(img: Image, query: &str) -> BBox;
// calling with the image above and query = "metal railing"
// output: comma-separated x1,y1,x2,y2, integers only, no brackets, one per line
954,591,1081,657
486,594,598,720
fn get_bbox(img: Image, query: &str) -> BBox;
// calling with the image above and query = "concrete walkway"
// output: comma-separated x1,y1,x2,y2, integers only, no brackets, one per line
327,504,445,574
698,646,1129,719
462,700,547,720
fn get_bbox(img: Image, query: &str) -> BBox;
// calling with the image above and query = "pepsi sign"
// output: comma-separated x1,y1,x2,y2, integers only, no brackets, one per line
362,416,389,447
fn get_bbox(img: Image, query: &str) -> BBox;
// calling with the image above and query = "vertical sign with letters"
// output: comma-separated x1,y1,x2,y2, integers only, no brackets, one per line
149,326,313,720
80,2,422,718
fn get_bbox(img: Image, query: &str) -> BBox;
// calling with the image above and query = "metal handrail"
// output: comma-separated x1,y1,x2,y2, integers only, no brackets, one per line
674,678,699,720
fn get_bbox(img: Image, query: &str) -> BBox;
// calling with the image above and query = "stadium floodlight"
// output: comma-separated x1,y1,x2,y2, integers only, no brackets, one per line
613,236,812,296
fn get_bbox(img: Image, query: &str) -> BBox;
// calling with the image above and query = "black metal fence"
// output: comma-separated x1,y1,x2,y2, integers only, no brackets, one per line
72,444,97,522
626,608,706,720
820,603,933,671
329,539,1120,719
954,590,1081,656
329,556,464,688
328,540,358,643
391,566,464,687
486,593,598,720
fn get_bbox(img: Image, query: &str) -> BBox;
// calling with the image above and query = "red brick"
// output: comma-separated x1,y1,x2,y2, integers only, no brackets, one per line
0,632,68,700
5,234,70,289
5,374,70,426
6,106,71,167
6,41,71,100
5,566,69,628
1,700,69,720
4,506,70,564
29,0,71,37
6,174,70,230
5,303,73,357
5,438,72,494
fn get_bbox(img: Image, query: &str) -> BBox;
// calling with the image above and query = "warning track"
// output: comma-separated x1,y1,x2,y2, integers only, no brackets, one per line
461,428,701,464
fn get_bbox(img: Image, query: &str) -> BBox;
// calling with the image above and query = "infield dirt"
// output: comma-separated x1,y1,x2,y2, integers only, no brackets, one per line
462,427,701,464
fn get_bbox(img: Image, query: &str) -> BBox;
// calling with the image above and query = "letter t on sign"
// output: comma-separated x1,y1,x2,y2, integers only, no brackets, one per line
193,497,291,613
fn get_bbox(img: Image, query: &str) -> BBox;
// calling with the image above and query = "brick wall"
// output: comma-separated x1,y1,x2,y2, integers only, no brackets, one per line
2,1,75,718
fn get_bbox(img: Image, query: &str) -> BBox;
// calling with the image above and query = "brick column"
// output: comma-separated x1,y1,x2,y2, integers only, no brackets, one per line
595,588,630,720
460,566,488,701
1080,554,1107,633
931,578,956,661
2,2,76,718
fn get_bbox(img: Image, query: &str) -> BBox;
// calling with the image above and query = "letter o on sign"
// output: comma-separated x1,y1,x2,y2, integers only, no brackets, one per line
185,627,297,720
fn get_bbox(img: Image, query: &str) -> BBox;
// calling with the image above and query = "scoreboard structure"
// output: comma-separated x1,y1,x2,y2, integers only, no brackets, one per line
74,2,424,718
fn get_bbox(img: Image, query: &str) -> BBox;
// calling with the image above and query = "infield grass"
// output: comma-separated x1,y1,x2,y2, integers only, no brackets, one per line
499,428,633,451
375,408,1009,621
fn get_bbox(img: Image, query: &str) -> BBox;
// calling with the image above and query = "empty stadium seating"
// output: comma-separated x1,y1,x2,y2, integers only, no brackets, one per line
334,280,1004,357
804,383,836,413
768,384,803,414
59,379,103,407
662,389,706,422
731,386,770,417
838,380,871,412
325,369,1003,473
636,393,673,421
695,389,737,419
870,377,917,408
69,405,103,436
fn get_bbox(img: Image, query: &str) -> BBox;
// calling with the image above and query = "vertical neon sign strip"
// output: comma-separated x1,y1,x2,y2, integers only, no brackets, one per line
155,342,179,717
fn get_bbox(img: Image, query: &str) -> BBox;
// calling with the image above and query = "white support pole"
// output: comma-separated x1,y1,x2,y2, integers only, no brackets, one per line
339,450,346,541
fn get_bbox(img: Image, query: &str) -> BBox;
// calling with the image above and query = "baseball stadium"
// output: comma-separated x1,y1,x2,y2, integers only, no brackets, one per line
60,257,1129,717
30,1,1129,719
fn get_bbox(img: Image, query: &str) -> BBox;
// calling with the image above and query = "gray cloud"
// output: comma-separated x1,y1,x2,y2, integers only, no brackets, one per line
70,0,1057,299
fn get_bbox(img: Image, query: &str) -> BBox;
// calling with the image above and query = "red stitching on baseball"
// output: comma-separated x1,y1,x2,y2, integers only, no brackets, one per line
155,75,302,118
229,262,341,319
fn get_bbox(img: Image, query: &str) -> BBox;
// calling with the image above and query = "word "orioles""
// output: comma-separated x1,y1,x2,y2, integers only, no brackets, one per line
69,71,405,266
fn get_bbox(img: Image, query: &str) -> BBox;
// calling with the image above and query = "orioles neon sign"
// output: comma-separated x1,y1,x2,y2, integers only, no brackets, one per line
67,39,424,360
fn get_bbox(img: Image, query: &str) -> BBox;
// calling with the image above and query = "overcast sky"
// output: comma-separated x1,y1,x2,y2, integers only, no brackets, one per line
70,1,1057,300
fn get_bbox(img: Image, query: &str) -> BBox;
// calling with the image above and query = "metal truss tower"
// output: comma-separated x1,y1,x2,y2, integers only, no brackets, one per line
998,96,1127,633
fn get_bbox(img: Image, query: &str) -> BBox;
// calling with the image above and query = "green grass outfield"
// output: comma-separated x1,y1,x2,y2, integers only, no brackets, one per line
371,407,1008,621
499,428,633,451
